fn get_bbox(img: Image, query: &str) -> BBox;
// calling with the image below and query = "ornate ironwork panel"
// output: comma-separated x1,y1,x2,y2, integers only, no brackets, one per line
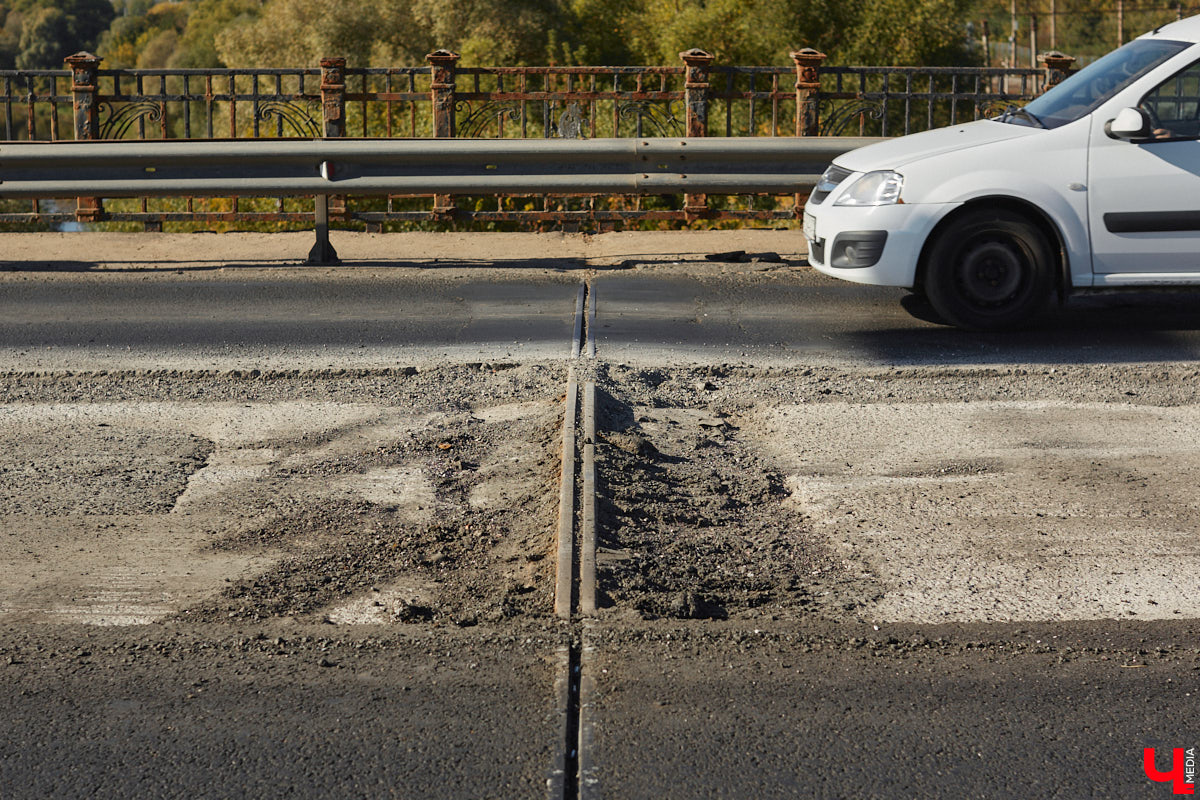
254,99,322,138
99,101,164,140
819,99,887,137
617,100,683,137
454,99,522,138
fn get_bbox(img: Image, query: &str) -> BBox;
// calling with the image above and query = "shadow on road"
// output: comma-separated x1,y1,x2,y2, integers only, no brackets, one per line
0,257,592,273
858,290,1200,365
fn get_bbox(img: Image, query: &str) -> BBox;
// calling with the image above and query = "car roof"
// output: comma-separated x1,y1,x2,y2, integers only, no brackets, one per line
1141,14,1200,42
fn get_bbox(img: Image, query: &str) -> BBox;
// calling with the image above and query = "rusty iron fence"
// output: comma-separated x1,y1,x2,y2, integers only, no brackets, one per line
0,48,1076,231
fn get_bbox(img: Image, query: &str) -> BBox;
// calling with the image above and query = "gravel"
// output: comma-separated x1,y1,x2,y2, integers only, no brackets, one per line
3,360,1199,627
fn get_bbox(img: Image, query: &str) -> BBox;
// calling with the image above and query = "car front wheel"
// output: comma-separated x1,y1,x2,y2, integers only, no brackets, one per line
923,209,1055,330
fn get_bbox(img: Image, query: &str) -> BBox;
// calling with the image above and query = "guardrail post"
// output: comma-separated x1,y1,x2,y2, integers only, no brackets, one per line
427,49,459,220
791,48,825,137
681,48,713,222
65,52,103,222
319,56,347,236
306,194,340,265
1039,51,1076,90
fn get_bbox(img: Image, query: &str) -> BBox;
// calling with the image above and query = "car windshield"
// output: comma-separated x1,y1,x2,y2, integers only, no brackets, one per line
999,38,1191,129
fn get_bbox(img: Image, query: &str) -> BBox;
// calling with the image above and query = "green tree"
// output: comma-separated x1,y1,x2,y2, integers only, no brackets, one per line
111,0,158,17
0,6,19,68
838,0,976,66
215,0,428,67
15,6,66,68
614,0,850,65
550,0,638,64
2,0,115,68
554,0,968,67
135,27,180,67
172,0,262,68
410,0,563,65
99,1,190,67
98,0,262,68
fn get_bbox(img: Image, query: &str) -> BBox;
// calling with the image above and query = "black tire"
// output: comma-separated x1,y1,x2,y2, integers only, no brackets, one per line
923,209,1055,331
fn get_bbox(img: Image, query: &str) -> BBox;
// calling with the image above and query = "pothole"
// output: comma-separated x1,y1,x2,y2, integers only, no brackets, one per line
594,378,882,621
190,406,562,625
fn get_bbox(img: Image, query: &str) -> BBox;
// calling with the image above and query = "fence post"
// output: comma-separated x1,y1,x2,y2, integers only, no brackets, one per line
1039,51,1076,91
65,52,103,222
680,48,713,136
791,48,825,137
319,56,348,228
427,49,459,220
320,57,347,137
680,48,713,222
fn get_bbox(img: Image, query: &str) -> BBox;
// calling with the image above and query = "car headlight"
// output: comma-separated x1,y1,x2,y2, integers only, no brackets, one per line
833,171,904,206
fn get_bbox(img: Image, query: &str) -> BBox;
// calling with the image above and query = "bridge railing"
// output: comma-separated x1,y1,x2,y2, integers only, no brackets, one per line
0,49,1075,231
0,136,877,263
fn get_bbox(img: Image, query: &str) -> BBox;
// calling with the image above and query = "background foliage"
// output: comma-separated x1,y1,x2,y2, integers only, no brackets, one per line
0,0,116,68
2,0,1190,71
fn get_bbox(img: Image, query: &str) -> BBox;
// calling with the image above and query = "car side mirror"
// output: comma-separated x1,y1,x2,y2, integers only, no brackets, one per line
1105,107,1152,140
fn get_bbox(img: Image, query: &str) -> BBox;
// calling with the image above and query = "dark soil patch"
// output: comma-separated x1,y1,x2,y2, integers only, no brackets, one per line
595,368,884,621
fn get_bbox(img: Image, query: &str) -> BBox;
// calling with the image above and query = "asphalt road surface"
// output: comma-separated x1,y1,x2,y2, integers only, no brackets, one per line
3,265,1200,369
1,237,1199,799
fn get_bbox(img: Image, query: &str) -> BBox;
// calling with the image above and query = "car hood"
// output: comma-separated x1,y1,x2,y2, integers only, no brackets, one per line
835,119,1042,172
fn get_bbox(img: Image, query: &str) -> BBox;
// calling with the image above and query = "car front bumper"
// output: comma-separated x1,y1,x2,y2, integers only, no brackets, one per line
803,200,958,287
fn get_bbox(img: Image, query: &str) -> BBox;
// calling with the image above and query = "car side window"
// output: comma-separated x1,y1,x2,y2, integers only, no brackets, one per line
1140,61,1200,140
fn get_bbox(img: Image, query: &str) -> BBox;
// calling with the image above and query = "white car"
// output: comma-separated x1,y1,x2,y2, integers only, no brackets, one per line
804,15,1200,329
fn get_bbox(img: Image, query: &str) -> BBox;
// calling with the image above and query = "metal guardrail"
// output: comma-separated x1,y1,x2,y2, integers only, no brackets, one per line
0,136,879,262
0,137,877,196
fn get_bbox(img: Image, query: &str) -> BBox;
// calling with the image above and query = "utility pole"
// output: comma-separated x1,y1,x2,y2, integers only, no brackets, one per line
1030,14,1038,69
1117,0,1124,47
1010,0,1018,71
1050,0,1057,49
